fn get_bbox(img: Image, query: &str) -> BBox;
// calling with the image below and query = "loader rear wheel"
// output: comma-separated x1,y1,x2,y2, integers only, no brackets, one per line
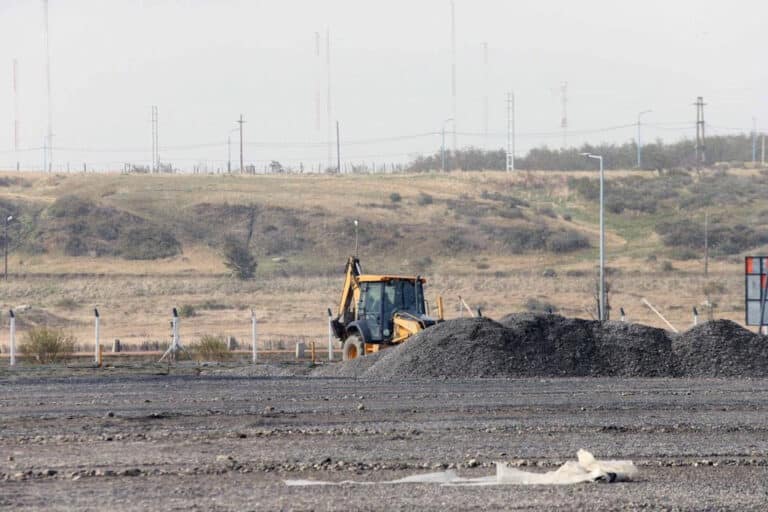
343,334,364,361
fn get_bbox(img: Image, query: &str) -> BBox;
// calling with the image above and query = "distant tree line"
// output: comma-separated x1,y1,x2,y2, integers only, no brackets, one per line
406,134,758,172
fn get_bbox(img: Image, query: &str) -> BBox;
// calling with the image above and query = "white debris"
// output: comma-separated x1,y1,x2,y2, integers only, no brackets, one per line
284,450,637,487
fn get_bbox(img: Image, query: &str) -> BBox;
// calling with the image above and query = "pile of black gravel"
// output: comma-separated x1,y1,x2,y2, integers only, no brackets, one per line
674,319,768,377
323,314,768,379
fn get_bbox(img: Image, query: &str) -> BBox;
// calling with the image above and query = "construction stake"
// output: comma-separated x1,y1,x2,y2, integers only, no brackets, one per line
641,298,679,333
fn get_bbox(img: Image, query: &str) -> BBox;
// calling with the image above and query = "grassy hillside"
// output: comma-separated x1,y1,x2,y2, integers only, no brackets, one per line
0,168,763,348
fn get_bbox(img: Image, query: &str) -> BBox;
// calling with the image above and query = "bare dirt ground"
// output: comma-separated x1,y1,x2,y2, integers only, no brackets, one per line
2,367,768,510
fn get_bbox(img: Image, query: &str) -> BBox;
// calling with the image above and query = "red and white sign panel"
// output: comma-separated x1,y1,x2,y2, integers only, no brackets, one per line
745,256,768,325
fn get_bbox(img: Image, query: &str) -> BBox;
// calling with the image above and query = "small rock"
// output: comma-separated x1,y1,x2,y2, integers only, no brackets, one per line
467,459,479,468
357,403,365,411
105,411,114,418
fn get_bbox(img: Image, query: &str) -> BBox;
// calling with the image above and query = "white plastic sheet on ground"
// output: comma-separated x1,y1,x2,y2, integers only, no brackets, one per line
284,450,637,487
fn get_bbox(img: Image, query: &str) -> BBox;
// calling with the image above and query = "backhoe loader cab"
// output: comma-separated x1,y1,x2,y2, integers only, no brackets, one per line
331,256,444,360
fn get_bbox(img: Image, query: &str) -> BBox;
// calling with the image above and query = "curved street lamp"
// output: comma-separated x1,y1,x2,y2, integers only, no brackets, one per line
581,153,605,321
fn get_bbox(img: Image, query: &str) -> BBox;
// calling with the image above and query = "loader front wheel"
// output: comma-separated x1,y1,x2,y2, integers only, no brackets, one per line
343,334,364,361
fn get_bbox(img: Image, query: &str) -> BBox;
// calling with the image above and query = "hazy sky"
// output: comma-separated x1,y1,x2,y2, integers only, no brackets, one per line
0,0,766,171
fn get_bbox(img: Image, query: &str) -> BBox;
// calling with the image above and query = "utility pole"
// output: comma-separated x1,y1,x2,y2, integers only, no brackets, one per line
694,96,706,167
762,133,765,167
237,114,245,173
637,110,652,168
506,92,515,172
752,117,758,164
12,59,19,169
482,42,488,143
326,29,333,170
151,106,159,172
560,81,568,149
43,0,53,172
450,0,457,154
314,31,321,131
336,121,341,173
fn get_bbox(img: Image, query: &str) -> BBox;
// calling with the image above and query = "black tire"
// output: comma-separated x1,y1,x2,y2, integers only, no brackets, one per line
342,334,364,361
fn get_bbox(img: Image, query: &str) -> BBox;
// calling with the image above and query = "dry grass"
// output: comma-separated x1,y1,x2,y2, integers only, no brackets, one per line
0,170,758,348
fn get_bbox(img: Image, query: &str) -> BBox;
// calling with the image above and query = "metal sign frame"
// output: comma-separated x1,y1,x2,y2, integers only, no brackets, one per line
744,256,768,326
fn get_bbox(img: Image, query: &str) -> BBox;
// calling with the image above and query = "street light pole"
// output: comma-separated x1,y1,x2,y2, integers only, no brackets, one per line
4,215,13,281
441,118,454,172
582,153,605,321
637,110,652,169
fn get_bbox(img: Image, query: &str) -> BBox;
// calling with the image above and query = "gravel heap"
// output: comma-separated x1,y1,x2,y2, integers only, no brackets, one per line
674,319,768,377
323,314,767,379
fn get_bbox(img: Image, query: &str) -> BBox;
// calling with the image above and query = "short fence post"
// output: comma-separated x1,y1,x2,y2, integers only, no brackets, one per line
94,308,100,364
9,310,15,367
251,309,257,363
693,306,699,326
327,308,333,362
620,307,626,323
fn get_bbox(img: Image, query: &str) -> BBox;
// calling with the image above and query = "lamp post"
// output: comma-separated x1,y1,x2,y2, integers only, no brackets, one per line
581,153,605,321
4,215,12,281
637,110,652,169
441,118,454,172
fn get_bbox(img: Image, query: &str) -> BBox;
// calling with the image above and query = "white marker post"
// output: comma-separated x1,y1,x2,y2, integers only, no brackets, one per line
9,310,15,367
693,306,699,326
158,308,181,363
94,308,100,364
251,309,258,363
327,308,334,362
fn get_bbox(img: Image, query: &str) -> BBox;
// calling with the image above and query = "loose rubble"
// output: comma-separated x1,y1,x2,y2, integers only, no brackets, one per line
324,315,768,379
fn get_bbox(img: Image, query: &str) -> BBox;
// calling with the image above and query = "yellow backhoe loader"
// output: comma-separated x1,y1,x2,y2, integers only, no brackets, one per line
329,256,444,360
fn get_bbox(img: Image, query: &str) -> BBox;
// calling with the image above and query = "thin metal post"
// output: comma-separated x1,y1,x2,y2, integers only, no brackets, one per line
327,310,333,361
599,155,605,321
762,133,766,166
354,220,359,257
693,306,699,326
3,216,9,281
94,308,100,364
251,309,257,363
9,310,16,367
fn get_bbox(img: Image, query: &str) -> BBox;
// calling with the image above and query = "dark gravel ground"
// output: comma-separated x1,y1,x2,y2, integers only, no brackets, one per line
2,369,768,510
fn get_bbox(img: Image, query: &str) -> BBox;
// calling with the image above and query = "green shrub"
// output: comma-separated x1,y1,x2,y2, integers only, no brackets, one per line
47,195,94,218
661,261,675,272
223,238,257,279
546,230,590,253
178,304,197,318
64,236,88,256
389,192,402,203
20,327,76,364
191,334,231,362
118,226,181,259
537,206,557,218
417,192,433,205
524,298,557,313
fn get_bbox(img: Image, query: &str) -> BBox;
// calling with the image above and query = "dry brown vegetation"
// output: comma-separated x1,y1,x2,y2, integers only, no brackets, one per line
0,169,760,352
